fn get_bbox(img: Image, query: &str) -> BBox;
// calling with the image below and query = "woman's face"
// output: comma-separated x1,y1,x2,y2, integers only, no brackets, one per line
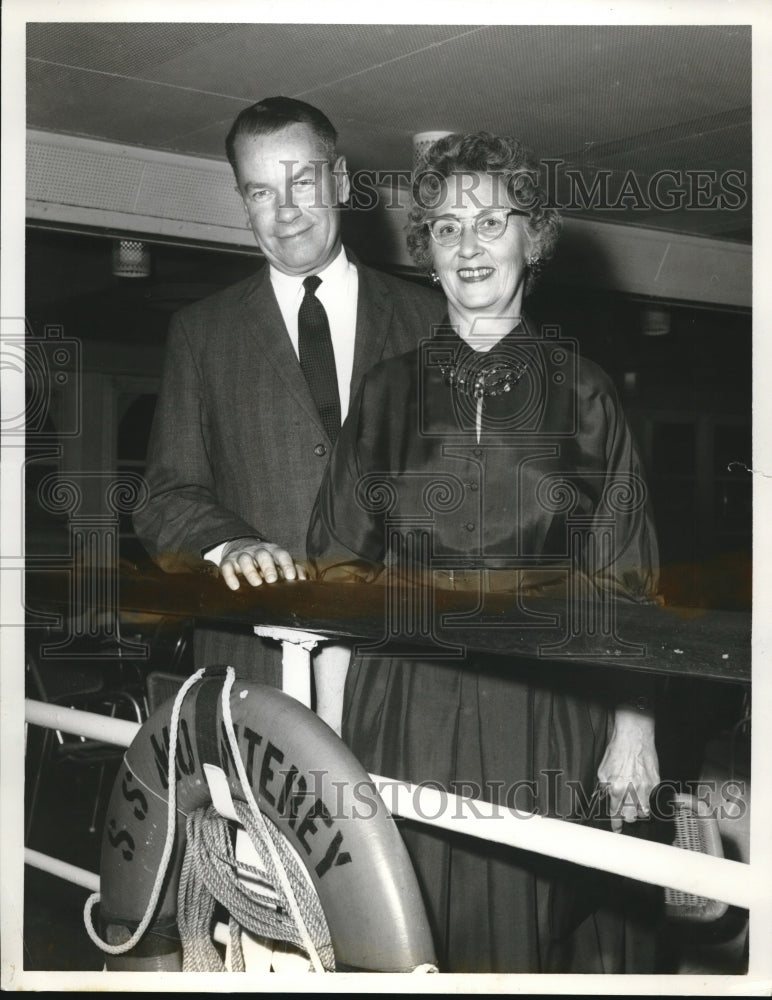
427,172,532,326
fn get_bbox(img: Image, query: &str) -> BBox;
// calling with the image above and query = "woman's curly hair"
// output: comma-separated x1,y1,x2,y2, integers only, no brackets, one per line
406,131,562,295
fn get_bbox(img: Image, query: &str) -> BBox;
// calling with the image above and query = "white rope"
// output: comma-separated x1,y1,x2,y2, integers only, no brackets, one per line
177,807,228,972
219,667,327,974
177,802,335,971
83,667,206,955
82,666,328,970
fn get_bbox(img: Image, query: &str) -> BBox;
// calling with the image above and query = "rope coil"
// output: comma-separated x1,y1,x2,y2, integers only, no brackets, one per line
177,802,334,972
83,667,333,971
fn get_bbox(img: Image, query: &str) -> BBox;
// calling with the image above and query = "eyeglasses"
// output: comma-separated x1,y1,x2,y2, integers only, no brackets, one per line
426,209,528,247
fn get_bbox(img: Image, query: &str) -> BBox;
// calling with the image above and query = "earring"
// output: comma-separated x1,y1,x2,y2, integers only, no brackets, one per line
429,269,442,287
527,254,543,278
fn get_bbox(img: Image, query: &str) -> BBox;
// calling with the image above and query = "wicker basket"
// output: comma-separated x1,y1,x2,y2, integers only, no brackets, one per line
664,792,729,922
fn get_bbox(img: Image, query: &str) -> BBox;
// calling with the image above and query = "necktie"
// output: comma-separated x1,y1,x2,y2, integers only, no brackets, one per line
298,275,341,443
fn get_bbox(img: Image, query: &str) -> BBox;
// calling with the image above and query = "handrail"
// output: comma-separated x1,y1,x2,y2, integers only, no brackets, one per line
22,849,242,954
25,564,751,684
25,699,140,747
24,698,753,910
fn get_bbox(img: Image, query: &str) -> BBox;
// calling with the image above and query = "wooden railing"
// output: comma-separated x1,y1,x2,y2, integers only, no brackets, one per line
25,560,752,684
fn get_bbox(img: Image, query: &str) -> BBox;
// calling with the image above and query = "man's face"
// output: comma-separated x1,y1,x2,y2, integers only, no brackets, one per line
234,123,350,276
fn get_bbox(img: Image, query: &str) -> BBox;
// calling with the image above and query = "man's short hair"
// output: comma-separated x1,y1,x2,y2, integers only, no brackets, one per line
225,96,338,175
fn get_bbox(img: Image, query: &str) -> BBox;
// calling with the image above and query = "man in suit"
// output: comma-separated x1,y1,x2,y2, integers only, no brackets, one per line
133,96,443,685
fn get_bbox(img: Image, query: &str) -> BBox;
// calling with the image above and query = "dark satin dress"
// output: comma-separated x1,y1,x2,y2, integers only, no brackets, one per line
307,321,660,973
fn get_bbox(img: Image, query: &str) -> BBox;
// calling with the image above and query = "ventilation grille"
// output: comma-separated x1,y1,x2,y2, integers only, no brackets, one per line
27,130,249,244
28,139,145,211
25,130,751,307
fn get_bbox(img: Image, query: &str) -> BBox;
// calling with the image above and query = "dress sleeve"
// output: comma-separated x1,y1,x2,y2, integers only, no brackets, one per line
586,381,664,705
306,378,387,584
591,381,661,606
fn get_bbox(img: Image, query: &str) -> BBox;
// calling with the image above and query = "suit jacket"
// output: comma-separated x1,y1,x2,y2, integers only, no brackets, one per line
133,252,445,681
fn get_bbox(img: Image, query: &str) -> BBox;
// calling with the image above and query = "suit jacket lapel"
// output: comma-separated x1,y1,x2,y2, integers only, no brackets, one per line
350,259,393,398
235,254,395,436
238,266,327,433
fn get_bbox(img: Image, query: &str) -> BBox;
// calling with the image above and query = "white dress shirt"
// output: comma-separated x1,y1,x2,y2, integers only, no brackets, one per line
205,246,358,563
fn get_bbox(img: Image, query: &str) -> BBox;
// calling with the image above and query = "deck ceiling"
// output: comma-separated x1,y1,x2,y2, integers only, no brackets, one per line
26,21,752,243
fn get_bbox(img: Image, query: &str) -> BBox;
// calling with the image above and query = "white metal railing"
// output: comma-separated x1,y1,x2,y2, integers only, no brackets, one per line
25,699,140,748
23,845,259,964
24,621,754,913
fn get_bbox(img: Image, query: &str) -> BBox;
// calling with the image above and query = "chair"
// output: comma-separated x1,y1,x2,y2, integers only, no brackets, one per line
146,670,187,714
665,688,751,974
24,643,146,841
24,615,193,841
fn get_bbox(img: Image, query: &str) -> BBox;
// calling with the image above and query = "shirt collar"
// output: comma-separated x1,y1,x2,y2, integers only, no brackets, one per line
269,246,349,299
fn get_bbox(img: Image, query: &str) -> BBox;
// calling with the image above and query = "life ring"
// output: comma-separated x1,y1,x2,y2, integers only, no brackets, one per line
95,667,436,973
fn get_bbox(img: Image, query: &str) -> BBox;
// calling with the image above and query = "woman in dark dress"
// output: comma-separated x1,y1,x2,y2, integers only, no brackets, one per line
306,132,661,973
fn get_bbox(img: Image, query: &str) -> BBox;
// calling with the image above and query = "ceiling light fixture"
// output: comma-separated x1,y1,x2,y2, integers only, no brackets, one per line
112,239,151,278
640,305,671,337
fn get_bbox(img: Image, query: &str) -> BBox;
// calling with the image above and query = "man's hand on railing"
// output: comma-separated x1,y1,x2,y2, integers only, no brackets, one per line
597,703,660,833
219,537,308,591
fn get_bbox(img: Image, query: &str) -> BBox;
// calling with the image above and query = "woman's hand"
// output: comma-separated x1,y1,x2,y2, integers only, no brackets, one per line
597,704,660,832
